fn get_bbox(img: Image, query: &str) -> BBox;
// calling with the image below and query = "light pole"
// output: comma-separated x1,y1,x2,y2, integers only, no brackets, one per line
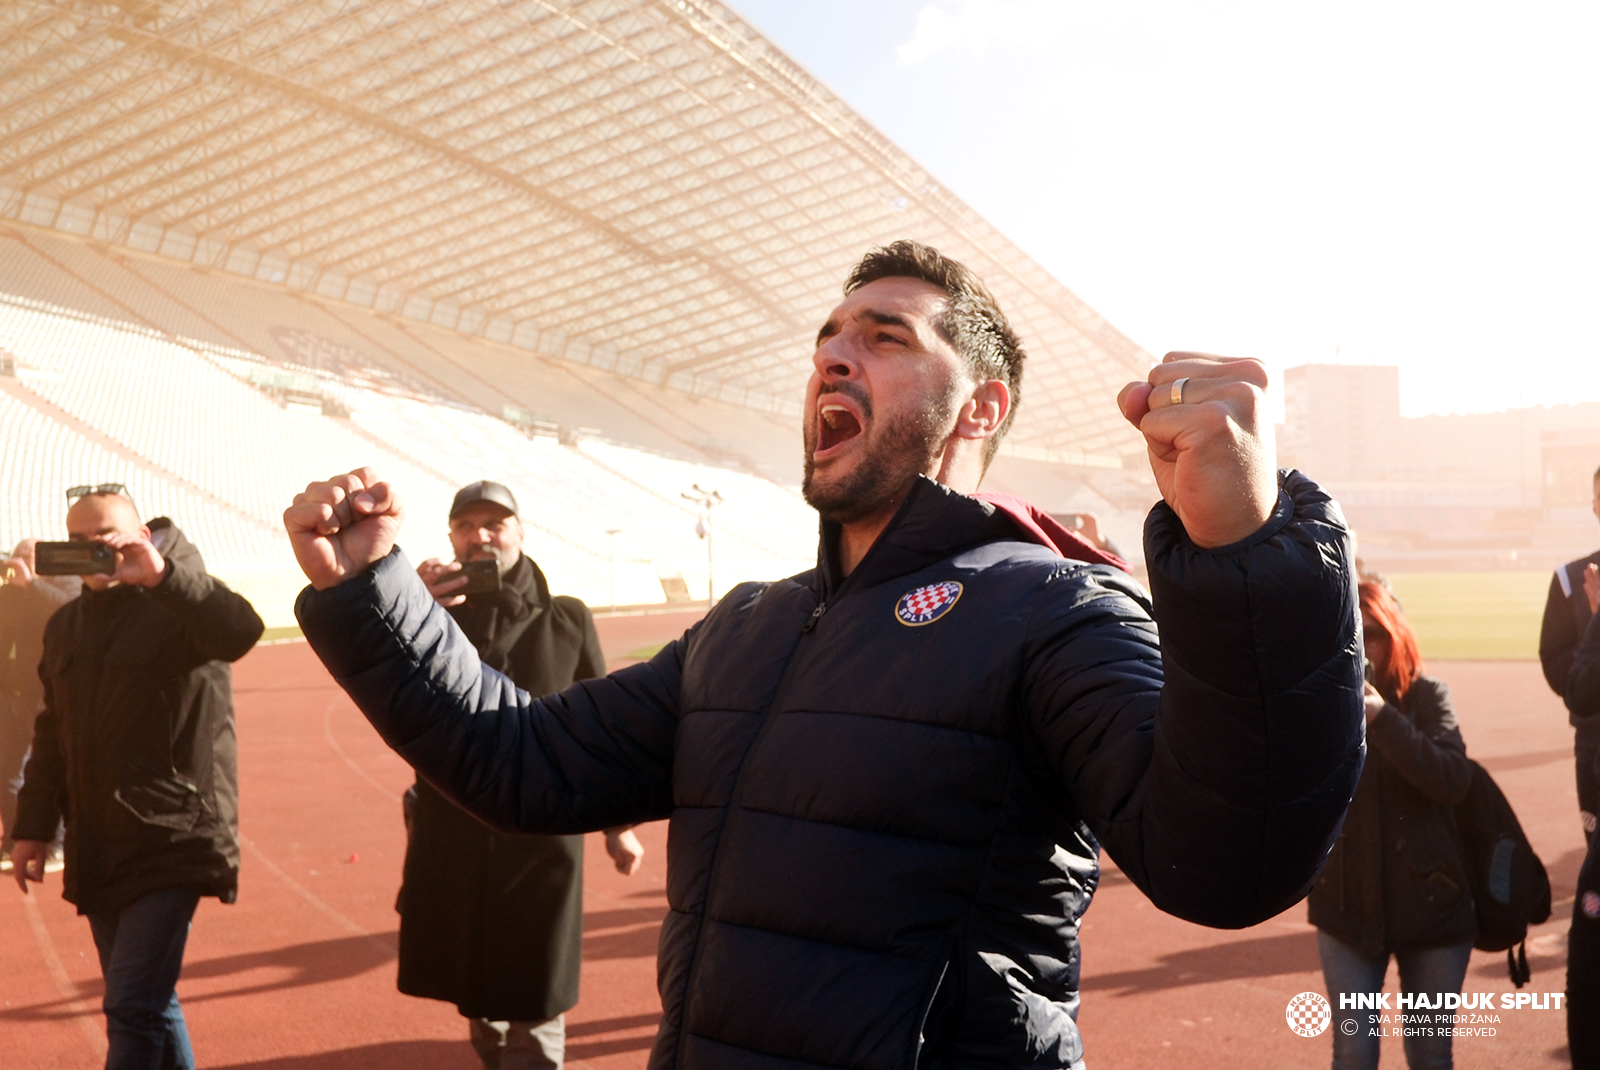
681,484,723,606
604,527,622,611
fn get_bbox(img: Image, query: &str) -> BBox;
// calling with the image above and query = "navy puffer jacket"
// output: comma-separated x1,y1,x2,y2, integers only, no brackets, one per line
297,472,1363,1070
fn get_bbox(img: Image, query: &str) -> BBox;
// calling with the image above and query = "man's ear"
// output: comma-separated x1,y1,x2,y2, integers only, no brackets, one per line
952,379,1011,442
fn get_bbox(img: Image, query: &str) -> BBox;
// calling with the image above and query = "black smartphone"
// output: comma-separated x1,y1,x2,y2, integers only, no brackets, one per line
35,541,116,575
458,558,500,596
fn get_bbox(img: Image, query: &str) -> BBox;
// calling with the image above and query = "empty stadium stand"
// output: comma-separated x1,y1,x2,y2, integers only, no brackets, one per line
0,229,833,621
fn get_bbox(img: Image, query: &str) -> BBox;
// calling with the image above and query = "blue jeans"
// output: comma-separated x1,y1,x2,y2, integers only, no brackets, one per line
87,887,201,1070
1317,931,1473,1070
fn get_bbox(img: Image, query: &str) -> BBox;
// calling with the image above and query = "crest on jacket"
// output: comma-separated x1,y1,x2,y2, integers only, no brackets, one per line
895,581,963,626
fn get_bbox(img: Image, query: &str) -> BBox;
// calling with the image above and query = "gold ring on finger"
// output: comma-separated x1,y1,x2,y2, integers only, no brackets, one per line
1170,377,1189,406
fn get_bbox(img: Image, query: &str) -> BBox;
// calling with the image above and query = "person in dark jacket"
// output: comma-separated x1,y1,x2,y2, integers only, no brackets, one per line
1538,463,1600,840
284,241,1365,1070
402,480,642,1070
1310,580,1475,1069
1,538,78,868
11,489,262,1070
1565,555,1600,1070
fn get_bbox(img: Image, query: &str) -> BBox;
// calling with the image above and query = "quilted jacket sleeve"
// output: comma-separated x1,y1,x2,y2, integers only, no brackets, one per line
296,547,680,834
1024,469,1364,929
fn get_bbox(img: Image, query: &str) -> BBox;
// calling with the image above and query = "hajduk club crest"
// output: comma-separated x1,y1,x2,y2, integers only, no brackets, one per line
894,581,963,627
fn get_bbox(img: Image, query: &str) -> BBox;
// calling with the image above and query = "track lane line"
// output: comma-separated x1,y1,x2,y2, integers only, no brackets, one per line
237,836,392,955
322,697,404,802
21,893,107,1061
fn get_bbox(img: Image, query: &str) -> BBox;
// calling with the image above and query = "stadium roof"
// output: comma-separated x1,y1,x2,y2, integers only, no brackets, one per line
0,0,1151,467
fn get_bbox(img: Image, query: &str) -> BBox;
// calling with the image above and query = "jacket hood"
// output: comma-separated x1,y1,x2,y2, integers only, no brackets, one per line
149,517,206,575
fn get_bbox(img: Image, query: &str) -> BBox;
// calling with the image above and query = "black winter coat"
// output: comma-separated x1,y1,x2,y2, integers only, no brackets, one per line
398,553,605,1021
16,521,263,915
1307,675,1476,956
297,473,1364,1070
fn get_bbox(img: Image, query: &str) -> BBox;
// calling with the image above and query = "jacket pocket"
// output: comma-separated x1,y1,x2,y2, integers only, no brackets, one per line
115,776,209,832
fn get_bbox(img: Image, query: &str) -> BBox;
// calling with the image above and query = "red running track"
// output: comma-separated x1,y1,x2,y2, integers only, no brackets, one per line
0,618,1580,1069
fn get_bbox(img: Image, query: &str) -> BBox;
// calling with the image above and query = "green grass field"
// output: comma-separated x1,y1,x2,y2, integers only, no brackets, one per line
241,575,1553,662
1385,572,1551,661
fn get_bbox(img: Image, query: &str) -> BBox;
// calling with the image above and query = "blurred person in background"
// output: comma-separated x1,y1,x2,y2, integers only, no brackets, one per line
10,488,262,1070
403,480,643,1070
0,538,77,872
1311,579,1475,1070
1540,463,1600,840
1562,519,1600,1069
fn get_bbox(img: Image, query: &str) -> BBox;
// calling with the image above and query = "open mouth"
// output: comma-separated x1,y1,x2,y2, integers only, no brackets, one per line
816,402,863,454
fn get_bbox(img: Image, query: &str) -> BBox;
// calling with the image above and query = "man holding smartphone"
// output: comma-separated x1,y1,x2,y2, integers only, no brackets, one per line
404,481,643,1070
11,486,262,1070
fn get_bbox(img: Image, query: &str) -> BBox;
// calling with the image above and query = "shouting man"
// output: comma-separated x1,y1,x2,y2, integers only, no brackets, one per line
284,241,1363,1070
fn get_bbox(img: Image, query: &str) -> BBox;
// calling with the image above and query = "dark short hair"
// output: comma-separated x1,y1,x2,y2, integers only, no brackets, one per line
845,240,1025,465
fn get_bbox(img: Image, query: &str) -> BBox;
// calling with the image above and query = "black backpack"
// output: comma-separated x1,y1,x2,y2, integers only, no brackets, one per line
1454,759,1551,986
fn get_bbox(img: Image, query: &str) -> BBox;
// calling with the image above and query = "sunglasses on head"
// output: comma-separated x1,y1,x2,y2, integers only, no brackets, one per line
66,484,137,512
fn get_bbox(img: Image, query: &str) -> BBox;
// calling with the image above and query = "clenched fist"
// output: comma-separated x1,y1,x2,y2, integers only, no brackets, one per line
284,468,404,589
1118,352,1277,549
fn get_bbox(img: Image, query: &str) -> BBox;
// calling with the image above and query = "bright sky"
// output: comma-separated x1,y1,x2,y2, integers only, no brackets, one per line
729,0,1600,418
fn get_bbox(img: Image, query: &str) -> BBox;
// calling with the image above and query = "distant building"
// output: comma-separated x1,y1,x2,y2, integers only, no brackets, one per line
1279,363,1600,571
1280,364,1400,481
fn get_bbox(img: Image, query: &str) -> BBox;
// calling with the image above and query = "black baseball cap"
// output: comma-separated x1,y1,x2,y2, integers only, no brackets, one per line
449,481,519,520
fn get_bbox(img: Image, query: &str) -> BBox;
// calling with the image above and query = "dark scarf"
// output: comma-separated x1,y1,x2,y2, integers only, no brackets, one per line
447,554,546,674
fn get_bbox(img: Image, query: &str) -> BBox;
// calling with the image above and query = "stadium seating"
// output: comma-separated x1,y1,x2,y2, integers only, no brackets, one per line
0,227,1151,618
0,230,825,613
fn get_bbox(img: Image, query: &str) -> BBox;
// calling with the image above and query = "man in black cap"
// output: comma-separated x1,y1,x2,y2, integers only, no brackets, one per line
401,480,643,1070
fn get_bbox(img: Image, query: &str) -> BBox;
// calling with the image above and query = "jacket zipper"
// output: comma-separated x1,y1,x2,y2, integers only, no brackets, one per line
673,588,828,1066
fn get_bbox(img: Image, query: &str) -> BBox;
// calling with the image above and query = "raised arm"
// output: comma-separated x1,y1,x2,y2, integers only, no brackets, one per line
149,555,264,663
298,549,678,833
1026,471,1363,930
287,470,678,835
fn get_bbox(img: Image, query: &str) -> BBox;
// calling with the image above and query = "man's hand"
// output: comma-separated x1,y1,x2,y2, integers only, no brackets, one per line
284,469,404,590
1117,352,1277,549
11,840,48,893
1585,563,1599,615
417,558,469,608
604,827,644,876
102,531,167,587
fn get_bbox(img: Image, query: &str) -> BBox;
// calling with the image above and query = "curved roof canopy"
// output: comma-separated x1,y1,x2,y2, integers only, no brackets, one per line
0,0,1150,465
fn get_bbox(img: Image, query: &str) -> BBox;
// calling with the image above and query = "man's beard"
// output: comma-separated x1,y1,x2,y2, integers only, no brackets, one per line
802,385,954,524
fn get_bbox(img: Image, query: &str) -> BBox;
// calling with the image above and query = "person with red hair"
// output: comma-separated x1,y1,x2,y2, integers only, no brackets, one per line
1309,580,1476,1070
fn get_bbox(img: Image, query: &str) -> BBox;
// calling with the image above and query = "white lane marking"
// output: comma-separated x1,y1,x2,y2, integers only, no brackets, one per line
21,893,108,1060
237,835,390,954
322,697,404,802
